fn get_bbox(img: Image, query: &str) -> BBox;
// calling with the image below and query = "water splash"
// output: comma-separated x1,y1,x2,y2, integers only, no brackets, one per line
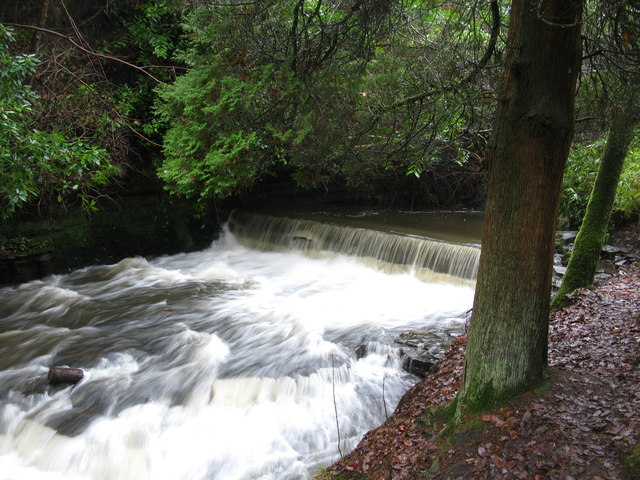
0,212,476,479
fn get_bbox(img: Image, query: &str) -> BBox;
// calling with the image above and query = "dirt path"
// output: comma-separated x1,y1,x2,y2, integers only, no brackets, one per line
323,265,640,480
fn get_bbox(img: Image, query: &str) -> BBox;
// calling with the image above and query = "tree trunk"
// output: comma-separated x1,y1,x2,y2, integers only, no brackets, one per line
458,0,583,412
31,0,50,54
553,90,639,309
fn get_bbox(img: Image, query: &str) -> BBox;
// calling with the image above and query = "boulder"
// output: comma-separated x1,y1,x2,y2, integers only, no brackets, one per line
400,347,435,377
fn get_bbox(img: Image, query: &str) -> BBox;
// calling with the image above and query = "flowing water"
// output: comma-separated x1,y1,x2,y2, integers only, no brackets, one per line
0,209,481,480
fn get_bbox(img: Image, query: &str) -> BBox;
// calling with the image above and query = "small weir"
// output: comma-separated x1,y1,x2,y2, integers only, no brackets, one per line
228,210,481,284
0,209,479,480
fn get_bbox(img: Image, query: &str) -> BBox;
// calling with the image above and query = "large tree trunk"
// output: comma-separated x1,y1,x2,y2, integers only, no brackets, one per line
458,0,583,412
553,90,639,309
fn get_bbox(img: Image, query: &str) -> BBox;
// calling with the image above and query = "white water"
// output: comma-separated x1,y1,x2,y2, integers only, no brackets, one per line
0,221,474,480
228,211,481,283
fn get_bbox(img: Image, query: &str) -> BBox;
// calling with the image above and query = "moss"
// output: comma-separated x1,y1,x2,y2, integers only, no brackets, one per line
420,375,554,478
420,406,490,478
459,374,524,414
460,365,553,415
555,104,636,308
450,417,488,446
624,443,640,479
532,376,552,395
423,398,459,427
420,460,439,477
462,382,500,413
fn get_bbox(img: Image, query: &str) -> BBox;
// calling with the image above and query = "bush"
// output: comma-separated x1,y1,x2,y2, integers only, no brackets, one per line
0,24,118,220
560,137,640,229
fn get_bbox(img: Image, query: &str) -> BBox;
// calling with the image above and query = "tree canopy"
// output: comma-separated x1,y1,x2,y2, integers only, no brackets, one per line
0,0,637,224
155,0,502,206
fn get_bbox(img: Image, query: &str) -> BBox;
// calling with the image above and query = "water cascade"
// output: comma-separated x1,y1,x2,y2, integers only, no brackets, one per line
228,211,481,284
0,210,478,480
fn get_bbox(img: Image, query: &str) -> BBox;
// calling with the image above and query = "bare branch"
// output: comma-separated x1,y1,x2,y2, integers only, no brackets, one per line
5,23,167,84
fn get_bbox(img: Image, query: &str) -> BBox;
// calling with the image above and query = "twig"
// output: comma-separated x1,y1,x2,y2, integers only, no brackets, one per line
332,355,344,458
59,65,163,147
388,0,501,110
536,0,583,29
357,0,501,137
382,373,389,421
61,0,88,49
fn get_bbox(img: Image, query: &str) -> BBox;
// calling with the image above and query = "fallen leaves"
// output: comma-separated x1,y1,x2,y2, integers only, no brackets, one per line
326,264,640,480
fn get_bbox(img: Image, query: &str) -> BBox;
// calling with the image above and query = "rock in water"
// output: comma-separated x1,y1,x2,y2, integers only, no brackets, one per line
400,347,435,378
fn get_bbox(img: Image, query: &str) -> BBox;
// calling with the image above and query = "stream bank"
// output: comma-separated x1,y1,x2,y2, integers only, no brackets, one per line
0,172,225,286
322,240,640,479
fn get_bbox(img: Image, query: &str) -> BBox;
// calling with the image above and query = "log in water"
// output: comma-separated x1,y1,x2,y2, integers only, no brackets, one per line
0,210,477,480
47,366,84,385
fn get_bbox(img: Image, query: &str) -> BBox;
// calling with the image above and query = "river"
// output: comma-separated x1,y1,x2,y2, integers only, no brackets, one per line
0,209,481,480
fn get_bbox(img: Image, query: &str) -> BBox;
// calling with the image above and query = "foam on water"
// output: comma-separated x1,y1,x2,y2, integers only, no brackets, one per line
0,218,474,479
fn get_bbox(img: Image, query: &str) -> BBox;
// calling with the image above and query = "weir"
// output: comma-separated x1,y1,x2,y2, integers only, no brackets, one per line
228,210,481,283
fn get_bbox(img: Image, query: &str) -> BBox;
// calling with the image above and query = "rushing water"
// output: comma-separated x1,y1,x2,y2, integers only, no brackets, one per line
0,210,479,480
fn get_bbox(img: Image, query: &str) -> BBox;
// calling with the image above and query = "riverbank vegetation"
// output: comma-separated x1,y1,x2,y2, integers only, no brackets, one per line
1,1,637,222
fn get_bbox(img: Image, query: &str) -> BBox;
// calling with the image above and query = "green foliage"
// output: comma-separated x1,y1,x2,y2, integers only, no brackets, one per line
560,140,602,226
0,234,30,254
348,2,498,181
0,232,51,256
126,2,179,61
614,138,640,220
65,1,189,154
157,61,298,199
154,1,500,203
156,2,383,201
560,136,640,228
0,24,118,220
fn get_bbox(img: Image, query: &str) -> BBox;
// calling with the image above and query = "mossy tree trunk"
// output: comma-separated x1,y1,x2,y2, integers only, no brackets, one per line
457,0,583,413
553,90,639,309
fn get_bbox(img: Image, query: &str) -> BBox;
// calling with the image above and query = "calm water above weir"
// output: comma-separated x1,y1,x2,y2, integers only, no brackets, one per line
0,210,481,480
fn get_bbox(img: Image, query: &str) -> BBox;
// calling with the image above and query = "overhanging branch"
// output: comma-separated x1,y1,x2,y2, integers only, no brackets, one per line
389,0,501,110
5,23,168,84
358,0,501,137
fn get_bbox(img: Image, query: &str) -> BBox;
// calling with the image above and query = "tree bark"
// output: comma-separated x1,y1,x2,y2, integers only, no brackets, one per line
553,88,639,308
458,0,583,412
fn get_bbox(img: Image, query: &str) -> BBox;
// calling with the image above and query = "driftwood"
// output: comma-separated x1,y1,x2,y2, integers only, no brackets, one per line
47,367,84,385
